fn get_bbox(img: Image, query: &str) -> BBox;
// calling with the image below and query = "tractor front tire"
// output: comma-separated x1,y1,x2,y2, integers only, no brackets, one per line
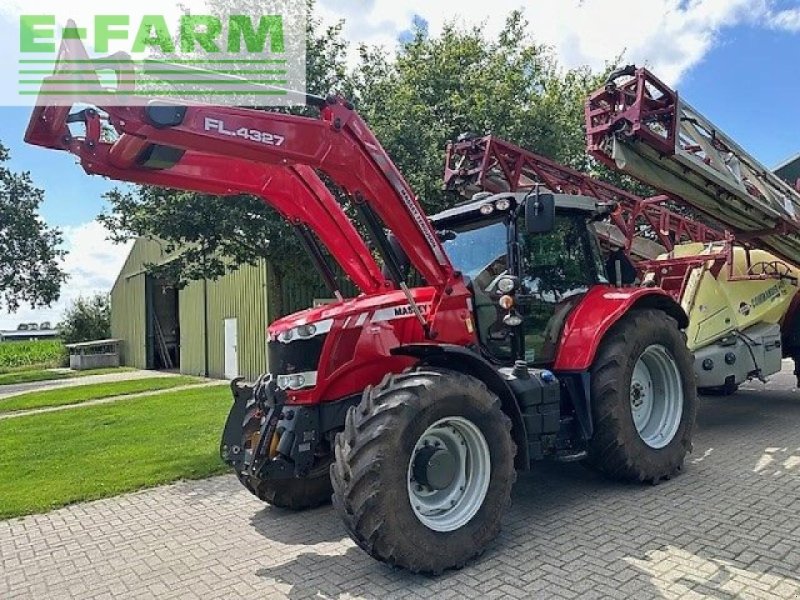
331,368,516,574
234,405,333,510
587,309,697,483
236,461,333,510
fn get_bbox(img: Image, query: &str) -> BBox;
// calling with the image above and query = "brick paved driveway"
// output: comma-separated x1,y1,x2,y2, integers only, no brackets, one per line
2,365,800,599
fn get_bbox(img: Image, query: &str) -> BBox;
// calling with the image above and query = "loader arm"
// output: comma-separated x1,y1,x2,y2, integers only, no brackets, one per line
24,37,455,297
90,101,452,286
58,130,388,293
26,115,387,293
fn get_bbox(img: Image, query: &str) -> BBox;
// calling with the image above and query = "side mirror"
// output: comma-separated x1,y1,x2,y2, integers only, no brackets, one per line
525,192,555,234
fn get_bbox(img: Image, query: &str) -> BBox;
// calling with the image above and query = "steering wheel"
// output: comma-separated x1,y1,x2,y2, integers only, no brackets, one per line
470,254,509,292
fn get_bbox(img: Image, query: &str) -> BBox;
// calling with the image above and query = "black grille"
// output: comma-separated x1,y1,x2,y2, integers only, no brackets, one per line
268,335,327,374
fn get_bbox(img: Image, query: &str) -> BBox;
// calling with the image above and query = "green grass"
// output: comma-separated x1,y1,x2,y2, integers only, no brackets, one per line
0,366,136,386
0,376,203,413
0,368,71,385
0,340,66,370
0,384,231,519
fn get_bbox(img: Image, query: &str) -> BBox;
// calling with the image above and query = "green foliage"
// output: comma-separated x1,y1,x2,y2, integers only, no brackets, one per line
0,340,66,369
0,384,229,518
0,142,67,312
0,375,202,413
353,12,606,214
59,294,111,344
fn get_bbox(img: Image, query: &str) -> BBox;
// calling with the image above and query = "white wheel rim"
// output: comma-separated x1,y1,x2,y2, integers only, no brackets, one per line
406,416,491,532
630,344,684,449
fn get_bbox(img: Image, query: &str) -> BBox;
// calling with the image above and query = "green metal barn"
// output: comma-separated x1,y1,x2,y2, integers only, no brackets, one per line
110,237,321,381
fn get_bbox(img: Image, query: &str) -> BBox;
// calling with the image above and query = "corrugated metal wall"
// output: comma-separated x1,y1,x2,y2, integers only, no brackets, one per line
204,261,270,381
110,239,170,368
112,238,328,381
271,275,324,322
110,273,146,367
177,280,207,377
269,271,356,322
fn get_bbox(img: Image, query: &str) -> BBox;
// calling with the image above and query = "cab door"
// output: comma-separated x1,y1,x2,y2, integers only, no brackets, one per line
517,211,606,365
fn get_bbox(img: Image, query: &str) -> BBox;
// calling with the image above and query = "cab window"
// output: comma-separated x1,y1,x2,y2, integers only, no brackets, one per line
518,212,601,364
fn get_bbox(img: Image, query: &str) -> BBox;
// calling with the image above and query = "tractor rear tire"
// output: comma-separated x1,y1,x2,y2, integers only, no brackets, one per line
331,368,516,574
587,309,697,483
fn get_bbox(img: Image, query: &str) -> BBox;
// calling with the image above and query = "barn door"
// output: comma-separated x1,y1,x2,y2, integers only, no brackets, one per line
224,318,238,379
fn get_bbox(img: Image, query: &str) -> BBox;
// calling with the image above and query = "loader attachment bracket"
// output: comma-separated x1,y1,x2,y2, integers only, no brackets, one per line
219,377,256,469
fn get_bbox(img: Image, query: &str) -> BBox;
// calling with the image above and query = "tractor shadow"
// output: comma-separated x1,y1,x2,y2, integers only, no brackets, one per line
248,387,800,599
249,502,344,546
254,546,434,600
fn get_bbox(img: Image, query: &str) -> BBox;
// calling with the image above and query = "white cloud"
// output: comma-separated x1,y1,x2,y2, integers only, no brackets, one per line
316,0,800,85
768,7,800,31
0,222,133,330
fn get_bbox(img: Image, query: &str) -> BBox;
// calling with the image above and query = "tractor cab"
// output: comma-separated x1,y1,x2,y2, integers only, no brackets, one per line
430,191,611,366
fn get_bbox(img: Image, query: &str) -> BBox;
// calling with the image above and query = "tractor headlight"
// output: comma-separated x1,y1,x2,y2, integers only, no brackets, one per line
479,203,495,215
276,372,317,390
496,276,516,294
296,324,317,338
288,374,306,389
276,319,332,343
495,197,512,211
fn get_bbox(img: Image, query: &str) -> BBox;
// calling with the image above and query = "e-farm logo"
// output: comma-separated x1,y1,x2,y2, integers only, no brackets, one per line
20,15,285,55
12,6,307,107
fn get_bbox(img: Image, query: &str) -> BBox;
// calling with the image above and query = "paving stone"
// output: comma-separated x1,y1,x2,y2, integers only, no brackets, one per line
2,368,800,598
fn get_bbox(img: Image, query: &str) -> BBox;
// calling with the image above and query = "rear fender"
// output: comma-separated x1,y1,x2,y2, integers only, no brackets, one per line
553,286,688,371
391,343,530,470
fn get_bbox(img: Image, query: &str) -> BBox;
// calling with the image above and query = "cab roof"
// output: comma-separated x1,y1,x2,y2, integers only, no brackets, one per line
430,191,605,226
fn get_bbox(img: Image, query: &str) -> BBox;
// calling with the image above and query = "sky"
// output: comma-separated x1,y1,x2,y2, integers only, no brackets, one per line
1,0,799,329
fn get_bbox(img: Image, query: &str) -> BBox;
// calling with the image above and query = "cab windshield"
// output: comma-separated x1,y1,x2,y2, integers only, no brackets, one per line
440,218,507,282
440,217,510,359
439,212,605,365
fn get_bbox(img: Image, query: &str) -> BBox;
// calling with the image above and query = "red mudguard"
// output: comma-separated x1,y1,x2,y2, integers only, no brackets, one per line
553,285,687,371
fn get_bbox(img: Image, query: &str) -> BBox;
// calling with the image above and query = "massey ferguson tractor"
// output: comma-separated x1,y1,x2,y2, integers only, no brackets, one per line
25,36,800,573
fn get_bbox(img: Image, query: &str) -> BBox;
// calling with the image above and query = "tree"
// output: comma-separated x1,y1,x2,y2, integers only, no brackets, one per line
59,294,111,344
352,13,607,214
0,142,67,312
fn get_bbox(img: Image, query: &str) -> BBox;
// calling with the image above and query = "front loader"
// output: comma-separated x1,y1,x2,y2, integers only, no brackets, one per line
26,38,698,573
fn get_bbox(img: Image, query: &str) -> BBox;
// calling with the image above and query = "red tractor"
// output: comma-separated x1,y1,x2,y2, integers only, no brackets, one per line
25,39,697,573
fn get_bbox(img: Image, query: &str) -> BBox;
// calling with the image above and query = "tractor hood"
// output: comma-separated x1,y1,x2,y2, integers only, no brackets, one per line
268,287,437,339
264,281,474,405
